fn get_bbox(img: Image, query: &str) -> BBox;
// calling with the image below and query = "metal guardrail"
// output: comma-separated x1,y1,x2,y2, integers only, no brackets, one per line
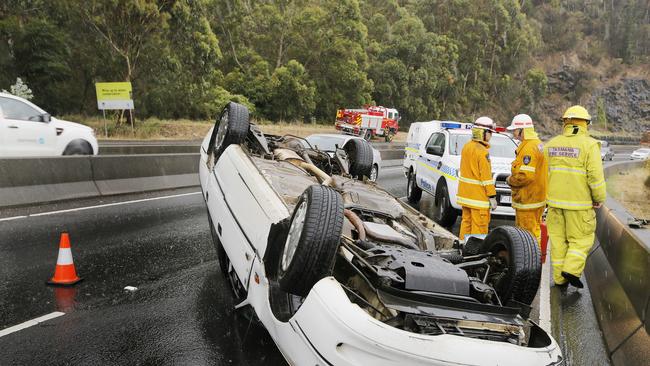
585,160,650,365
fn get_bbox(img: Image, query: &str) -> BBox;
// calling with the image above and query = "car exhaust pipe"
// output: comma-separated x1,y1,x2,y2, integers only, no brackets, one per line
344,209,366,241
274,148,334,187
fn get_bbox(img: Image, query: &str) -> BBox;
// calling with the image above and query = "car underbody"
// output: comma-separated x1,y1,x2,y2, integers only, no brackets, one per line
201,102,562,365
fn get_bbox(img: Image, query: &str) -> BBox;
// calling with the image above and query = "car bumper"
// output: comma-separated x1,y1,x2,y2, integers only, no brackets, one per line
289,278,562,366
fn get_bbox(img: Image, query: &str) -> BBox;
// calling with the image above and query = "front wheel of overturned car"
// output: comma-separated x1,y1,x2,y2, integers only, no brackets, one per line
278,185,344,297
212,102,250,159
406,171,422,203
345,138,373,179
481,226,541,305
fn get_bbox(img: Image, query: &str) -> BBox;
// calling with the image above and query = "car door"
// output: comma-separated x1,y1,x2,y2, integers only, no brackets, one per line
0,96,57,156
419,132,445,194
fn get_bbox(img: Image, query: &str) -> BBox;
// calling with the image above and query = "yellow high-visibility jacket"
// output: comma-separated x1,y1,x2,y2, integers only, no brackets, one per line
509,137,547,210
544,124,606,210
457,140,496,209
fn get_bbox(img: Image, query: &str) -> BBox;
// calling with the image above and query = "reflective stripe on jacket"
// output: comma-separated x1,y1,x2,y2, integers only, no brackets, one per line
544,124,606,210
509,138,547,210
457,140,496,209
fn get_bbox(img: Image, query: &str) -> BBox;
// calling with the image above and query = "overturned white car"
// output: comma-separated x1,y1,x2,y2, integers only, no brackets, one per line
199,102,563,366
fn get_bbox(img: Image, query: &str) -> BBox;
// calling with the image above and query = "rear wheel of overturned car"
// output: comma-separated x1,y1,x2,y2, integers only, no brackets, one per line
345,138,373,180
406,170,422,203
212,102,250,159
278,185,344,297
481,226,541,305
433,181,458,227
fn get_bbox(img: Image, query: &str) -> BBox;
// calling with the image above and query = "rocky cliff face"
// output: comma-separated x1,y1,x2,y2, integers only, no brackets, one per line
588,79,650,133
544,66,650,134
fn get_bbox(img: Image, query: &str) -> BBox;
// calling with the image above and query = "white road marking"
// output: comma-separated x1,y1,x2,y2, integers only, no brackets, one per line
0,312,65,338
539,242,552,333
0,192,202,221
0,215,28,222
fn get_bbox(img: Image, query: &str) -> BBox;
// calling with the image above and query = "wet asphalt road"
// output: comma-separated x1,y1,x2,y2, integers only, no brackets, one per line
0,148,634,365
0,188,286,365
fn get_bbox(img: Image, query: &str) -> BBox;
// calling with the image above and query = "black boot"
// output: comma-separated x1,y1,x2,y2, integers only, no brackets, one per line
562,272,584,288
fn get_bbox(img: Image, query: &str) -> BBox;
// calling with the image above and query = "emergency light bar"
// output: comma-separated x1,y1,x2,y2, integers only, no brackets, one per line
441,121,472,129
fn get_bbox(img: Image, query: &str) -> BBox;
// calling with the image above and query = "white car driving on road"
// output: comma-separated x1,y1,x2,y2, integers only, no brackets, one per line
630,148,650,160
305,133,382,181
198,102,562,366
404,121,517,227
0,92,98,156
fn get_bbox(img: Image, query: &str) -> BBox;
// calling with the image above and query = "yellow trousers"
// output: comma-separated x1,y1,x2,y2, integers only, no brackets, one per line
459,207,490,240
546,207,596,285
515,207,545,246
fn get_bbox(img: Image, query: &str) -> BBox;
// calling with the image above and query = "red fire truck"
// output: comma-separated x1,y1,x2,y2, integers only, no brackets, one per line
334,105,400,142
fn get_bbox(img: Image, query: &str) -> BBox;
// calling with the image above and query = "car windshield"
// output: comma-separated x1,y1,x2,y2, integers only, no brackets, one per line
637,149,650,153
306,135,347,151
449,133,516,158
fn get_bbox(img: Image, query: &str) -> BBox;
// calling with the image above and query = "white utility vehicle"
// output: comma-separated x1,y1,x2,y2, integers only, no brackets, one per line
404,121,517,227
0,92,98,156
305,133,382,181
199,103,561,366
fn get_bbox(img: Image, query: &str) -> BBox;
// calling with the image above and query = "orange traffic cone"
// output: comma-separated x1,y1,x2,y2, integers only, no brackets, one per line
47,232,83,286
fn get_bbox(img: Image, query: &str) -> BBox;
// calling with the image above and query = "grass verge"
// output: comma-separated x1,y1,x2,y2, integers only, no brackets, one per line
64,115,407,142
607,162,650,219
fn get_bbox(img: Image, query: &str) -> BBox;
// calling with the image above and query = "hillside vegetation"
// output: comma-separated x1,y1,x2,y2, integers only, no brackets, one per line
1,0,648,134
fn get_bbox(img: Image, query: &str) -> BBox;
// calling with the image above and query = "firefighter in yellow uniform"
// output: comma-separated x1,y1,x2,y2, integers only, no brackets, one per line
506,114,547,244
544,105,606,288
458,117,498,240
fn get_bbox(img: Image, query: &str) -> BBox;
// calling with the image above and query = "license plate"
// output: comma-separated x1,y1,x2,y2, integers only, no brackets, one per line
500,195,512,204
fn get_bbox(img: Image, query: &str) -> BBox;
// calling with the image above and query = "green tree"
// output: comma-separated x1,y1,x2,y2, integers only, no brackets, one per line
266,60,316,120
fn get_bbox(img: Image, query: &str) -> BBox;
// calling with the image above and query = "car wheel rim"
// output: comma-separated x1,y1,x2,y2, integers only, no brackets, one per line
370,166,378,181
281,200,308,272
215,109,229,151
407,175,412,196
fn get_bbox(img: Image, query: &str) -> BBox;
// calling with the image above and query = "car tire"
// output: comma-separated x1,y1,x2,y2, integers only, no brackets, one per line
278,185,344,297
481,226,541,305
433,181,458,227
406,170,422,203
370,164,379,182
213,102,250,158
62,139,93,155
207,214,228,276
345,138,373,179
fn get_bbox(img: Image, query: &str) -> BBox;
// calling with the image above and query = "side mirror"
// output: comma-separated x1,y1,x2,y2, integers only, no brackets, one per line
426,145,443,156
41,113,51,123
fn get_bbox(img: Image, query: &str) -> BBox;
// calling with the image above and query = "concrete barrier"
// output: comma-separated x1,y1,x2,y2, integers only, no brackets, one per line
0,156,99,207
0,141,405,208
92,154,199,195
99,145,199,155
0,154,200,208
584,160,650,365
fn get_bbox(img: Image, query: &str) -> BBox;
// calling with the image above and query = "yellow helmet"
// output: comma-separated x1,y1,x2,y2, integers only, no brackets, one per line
562,105,591,121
